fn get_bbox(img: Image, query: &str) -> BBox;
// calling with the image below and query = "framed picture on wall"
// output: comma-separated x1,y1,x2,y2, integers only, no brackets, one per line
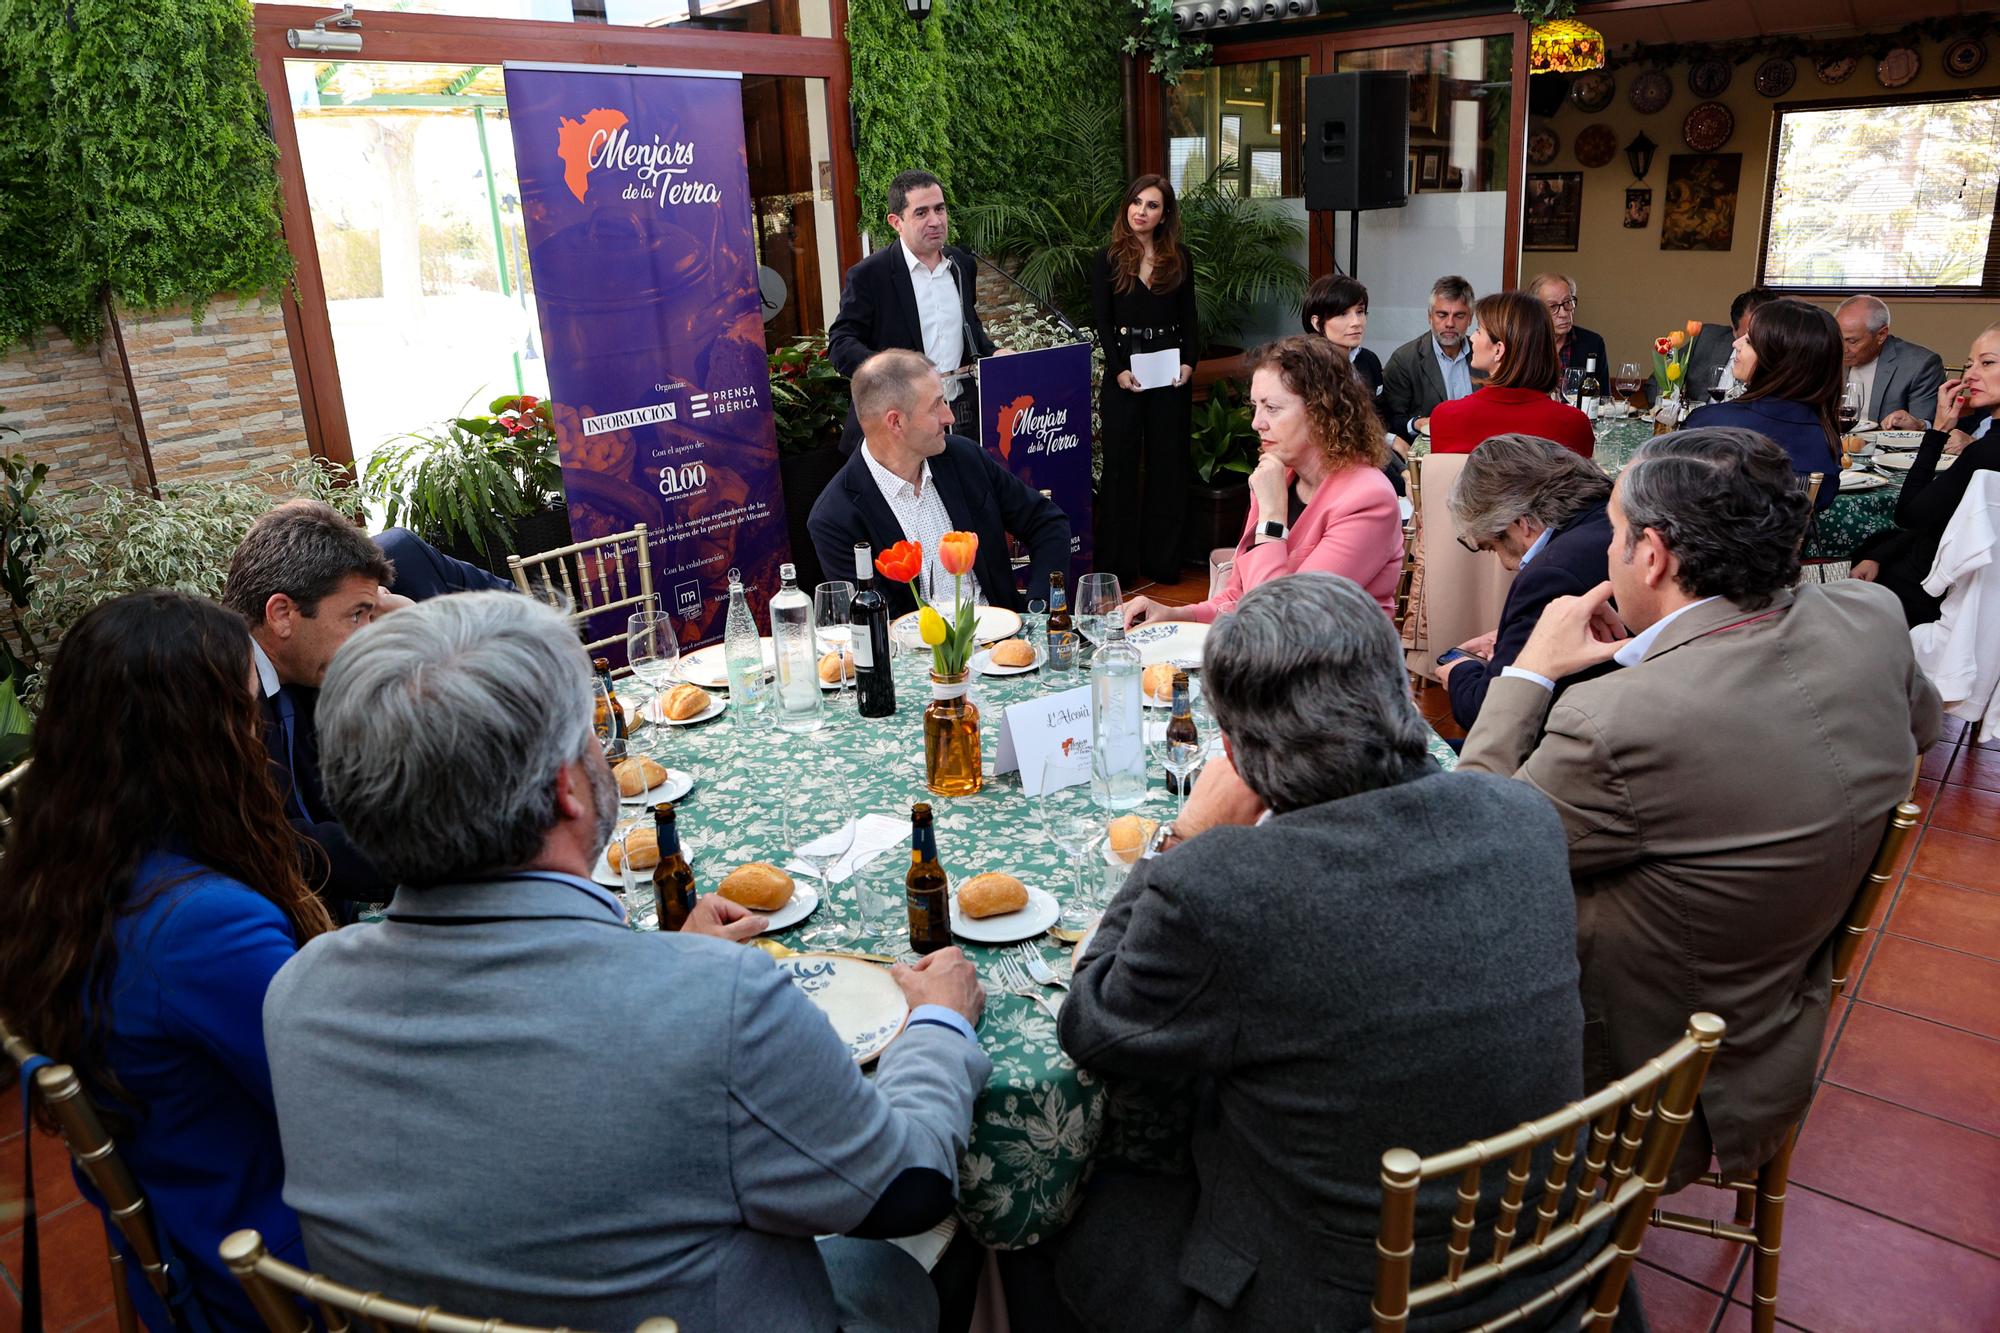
1661,153,1742,251
1409,71,1442,135
1417,148,1444,189
1624,187,1652,229
1523,172,1583,250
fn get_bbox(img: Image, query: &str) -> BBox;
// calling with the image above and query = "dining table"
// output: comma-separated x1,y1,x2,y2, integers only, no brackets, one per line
610,631,1460,1250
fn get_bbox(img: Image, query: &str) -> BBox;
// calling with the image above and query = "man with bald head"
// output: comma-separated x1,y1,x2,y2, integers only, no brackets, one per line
1836,295,1945,429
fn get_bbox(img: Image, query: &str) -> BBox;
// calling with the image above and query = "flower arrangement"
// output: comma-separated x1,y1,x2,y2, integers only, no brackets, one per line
363,394,565,558
1651,320,1704,400
767,334,851,456
874,533,980,677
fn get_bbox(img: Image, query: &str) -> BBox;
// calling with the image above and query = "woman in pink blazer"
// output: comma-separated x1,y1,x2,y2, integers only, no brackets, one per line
1122,335,1404,623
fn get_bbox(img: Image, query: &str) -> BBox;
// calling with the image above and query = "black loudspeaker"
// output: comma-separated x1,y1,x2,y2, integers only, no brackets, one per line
1303,71,1410,212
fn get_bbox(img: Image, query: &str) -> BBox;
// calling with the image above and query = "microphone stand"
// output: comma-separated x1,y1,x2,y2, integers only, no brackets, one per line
960,250,1087,341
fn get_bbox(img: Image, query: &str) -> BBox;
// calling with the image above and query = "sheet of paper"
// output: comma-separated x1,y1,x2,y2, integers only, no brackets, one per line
1129,347,1181,391
783,813,909,884
993,685,1094,795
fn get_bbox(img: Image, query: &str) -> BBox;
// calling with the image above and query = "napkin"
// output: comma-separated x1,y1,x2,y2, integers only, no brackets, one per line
785,813,909,884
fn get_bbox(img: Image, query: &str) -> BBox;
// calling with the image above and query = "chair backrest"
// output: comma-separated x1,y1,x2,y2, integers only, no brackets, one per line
1828,791,1923,997
1393,461,1421,632
1804,471,1823,512
1406,451,1515,672
0,757,30,833
219,1230,679,1333
1370,1012,1726,1333
507,524,655,660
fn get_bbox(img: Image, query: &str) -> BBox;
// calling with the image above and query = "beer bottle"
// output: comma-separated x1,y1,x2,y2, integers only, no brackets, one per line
592,657,628,757
652,802,697,932
851,542,896,718
1165,669,1199,796
905,803,952,955
1045,570,1075,672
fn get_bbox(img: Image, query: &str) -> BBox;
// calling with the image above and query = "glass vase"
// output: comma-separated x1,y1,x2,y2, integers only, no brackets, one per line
1653,389,1683,437
923,670,983,797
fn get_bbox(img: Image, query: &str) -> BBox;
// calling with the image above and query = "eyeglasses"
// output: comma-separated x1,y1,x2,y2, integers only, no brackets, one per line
1545,297,1579,313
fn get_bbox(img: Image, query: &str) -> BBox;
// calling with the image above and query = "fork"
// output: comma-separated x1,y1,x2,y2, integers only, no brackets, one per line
993,955,1061,1022
1013,942,1069,990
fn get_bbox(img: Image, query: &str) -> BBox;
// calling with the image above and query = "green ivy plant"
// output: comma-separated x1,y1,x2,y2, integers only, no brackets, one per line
768,336,852,456
1514,0,1578,24
1188,379,1259,486
0,451,50,688
361,396,565,559
0,0,293,348
1124,0,1212,85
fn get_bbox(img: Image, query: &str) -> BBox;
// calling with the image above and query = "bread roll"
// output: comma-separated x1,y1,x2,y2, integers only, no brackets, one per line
614,756,669,798
818,649,855,683
1142,663,1177,701
958,871,1029,919
990,637,1036,668
719,862,796,912
1108,815,1159,864
608,827,659,872
661,683,711,721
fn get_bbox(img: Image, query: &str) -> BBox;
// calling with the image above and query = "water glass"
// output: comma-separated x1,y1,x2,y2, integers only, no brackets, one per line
1161,740,1203,816
627,609,681,710
616,822,658,931
792,769,858,949
1075,573,1122,655
813,581,856,717
1039,753,1105,929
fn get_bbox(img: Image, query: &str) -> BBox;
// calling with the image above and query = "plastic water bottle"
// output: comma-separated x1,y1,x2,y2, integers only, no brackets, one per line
722,568,767,723
1089,622,1146,810
769,563,823,734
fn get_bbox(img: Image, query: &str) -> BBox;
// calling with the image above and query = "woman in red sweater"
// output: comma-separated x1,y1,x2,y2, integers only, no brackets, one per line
1428,290,1596,459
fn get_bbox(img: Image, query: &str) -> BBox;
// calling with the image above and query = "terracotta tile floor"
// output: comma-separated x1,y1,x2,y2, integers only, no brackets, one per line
4,571,1995,1333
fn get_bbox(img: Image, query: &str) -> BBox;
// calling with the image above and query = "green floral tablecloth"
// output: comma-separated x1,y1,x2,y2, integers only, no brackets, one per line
618,652,1458,1249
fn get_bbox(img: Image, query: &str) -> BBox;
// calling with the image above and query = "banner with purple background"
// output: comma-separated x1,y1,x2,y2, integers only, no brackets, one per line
977,342,1094,579
504,63,785,650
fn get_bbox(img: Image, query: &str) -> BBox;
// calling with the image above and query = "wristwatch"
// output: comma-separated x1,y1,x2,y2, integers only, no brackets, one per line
1257,519,1288,543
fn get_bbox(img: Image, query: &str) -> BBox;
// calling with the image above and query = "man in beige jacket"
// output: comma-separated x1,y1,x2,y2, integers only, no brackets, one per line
1460,427,1941,1185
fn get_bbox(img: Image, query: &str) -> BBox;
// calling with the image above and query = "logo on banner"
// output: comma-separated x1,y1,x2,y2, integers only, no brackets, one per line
688,385,760,421
993,394,1080,463
657,460,710,500
581,401,678,437
553,105,722,209
674,581,702,617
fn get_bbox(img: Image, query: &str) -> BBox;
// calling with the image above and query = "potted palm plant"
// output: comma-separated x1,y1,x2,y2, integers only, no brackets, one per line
1185,378,1258,562
770,335,852,590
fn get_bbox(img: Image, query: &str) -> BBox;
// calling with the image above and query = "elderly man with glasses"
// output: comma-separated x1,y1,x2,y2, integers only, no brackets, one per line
1528,272,1608,387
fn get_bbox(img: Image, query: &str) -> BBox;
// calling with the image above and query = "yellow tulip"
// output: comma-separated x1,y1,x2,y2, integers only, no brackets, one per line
1665,361,1683,382
918,606,948,645
1668,330,1687,350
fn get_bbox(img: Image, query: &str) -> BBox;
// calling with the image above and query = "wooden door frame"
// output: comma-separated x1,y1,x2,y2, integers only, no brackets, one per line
251,3,859,467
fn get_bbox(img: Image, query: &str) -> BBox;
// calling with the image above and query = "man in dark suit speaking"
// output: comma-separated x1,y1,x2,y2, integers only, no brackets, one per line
808,349,1069,616
828,169,1001,453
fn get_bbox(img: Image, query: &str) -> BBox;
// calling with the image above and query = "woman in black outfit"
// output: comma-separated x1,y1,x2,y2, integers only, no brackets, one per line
1302,273,1402,494
1853,322,2000,626
1091,173,1198,587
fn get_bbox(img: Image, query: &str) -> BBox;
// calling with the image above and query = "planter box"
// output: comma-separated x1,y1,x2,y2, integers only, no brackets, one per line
1183,480,1249,565
780,441,846,590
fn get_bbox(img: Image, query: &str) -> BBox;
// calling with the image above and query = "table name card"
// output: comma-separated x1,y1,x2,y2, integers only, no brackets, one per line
994,685,1093,795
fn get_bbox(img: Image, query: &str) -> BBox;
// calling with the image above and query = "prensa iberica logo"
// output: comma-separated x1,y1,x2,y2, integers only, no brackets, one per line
554,107,722,208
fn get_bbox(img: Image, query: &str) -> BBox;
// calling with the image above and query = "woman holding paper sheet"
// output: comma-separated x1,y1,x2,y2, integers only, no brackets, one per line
1090,174,1199,588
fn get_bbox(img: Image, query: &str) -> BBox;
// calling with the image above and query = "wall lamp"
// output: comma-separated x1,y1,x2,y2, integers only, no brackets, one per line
287,4,363,54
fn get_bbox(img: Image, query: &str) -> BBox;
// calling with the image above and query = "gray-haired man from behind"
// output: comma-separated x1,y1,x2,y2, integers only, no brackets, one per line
262,592,990,1333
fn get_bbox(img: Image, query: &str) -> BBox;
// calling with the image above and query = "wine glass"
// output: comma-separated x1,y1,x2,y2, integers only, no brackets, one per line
1709,366,1733,405
791,768,858,949
1561,367,1584,402
1154,723,1204,817
813,581,855,716
626,609,681,723
1838,381,1864,435
1075,573,1122,656
1614,362,1642,404
616,821,658,932
1039,752,1106,930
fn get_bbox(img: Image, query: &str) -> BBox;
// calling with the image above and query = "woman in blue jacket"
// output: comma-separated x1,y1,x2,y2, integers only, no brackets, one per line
0,590,334,1332
1682,297,1843,510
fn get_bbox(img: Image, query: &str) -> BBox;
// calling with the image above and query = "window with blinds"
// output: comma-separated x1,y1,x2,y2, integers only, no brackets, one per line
1760,94,2000,294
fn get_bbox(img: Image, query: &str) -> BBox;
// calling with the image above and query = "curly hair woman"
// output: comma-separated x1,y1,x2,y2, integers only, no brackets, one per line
1122,335,1403,623
0,590,334,1332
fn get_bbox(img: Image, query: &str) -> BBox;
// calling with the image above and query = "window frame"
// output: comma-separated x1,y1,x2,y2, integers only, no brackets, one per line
1755,86,2000,300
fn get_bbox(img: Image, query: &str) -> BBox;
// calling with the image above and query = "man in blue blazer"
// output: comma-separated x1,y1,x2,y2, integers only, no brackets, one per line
1435,434,1616,730
828,169,999,453
266,591,991,1333
809,349,1071,615
1529,272,1608,388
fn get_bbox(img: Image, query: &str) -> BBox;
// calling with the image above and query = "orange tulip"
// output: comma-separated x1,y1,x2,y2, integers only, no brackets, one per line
875,540,923,584
1685,320,1703,339
938,531,978,577
1667,330,1687,350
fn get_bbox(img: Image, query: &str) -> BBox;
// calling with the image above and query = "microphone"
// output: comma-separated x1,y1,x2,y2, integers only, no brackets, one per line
958,248,1087,341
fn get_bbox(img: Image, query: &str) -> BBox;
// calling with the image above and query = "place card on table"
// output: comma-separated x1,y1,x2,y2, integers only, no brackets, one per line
993,684,1093,796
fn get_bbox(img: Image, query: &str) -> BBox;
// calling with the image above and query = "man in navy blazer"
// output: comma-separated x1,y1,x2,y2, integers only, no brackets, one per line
809,349,1070,616
1435,435,1616,729
828,169,998,453
1529,272,1608,387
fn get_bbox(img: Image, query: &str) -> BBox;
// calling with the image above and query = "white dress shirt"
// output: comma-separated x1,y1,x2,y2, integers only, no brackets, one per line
1500,596,1720,692
904,240,967,402
862,441,985,606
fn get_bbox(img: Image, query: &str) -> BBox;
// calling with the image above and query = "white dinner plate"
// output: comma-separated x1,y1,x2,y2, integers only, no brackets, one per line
616,764,696,806
1838,471,1893,492
949,884,1060,943
972,641,1045,675
1124,620,1210,668
891,604,1024,648
677,639,775,689
1875,451,1955,473
641,692,727,726
756,882,819,933
774,952,908,1064
1865,429,1926,450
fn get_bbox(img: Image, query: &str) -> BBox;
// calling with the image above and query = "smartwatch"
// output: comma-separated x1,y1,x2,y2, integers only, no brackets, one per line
1257,519,1288,543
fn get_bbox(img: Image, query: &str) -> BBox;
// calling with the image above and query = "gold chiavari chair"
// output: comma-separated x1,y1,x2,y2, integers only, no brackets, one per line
1394,458,1421,635
1371,1012,1726,1333
0,756,31,833
219,1231,679,1333
1648,785,1922,1333
507,524,655,661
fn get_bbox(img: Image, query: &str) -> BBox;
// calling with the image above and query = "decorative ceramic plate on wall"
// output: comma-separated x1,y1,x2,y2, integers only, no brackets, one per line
1682,101,1734,152
1754,57,1796,98
1630,69,1673,114
1575,123,1619,168
1528,125,1560,166
1876,47,1921,89
1814,56,1856,85
1688,57,1733,98
1943,37,1987,79
1570,71,1616,113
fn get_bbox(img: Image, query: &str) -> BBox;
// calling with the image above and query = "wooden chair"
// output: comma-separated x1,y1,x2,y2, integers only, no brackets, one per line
220,1230,679,1333
1647,787,1923,1333
507,524,655,661
1370,1012,1726,1333
1393,459,1421,634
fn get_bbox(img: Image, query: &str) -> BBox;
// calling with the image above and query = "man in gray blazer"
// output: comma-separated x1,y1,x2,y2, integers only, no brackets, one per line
1379,274,1477,442
1054,573,1593,1331
263,592,991,1333
1461,428,1941,1188
1837,294,1946,428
